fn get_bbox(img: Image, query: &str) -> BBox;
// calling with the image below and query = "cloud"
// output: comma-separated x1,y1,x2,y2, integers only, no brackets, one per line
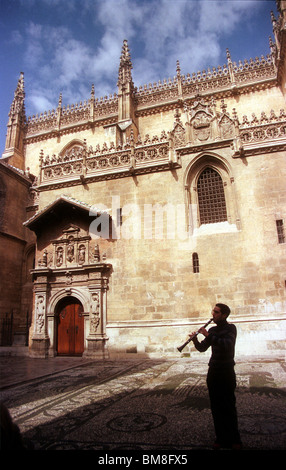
96,0,142,39
198,0,259,35
135,0,261,78
9,30,23,45
29,94,54,114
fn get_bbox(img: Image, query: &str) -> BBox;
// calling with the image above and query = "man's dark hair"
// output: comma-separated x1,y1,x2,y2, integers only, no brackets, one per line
216,303,230,317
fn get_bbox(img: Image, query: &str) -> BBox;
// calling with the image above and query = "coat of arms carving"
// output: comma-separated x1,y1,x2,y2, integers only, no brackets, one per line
192,110,212,141
189,99,214,142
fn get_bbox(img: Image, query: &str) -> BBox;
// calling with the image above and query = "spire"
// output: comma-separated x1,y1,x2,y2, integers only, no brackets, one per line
89,84,95,121
117,39,134,88
8,72,26,124
2,72,26,169
57,93,62,129
90,84,95,100
57,92,62,108
226,49,235,85
116,39,138,142
176,60,181,77
176,60,183,98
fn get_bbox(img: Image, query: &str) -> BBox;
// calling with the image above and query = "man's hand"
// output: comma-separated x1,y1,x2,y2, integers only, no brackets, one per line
189,331,198,343
198,327,209,337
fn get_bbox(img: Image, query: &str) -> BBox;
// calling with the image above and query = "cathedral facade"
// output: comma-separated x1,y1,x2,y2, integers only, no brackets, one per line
0,3,285,358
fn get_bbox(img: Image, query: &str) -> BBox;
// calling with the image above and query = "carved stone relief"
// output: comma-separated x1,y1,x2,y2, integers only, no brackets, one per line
35,294,45,335
90,292,100,334
184,98,237,145
189,99,214,143
219,114,235,139
51,225,91,268
171,109,186,148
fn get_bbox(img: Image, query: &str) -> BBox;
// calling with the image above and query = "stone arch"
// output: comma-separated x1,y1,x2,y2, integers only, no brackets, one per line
46,287,90,355
59,139,85,158
48,287,90,315
184,151,233,188
55,295,85,356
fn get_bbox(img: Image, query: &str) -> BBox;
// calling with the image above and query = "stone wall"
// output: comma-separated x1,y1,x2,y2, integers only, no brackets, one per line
0,162,35,341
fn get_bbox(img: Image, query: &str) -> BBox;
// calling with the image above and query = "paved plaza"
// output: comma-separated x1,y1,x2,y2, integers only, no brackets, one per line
0,353,285,453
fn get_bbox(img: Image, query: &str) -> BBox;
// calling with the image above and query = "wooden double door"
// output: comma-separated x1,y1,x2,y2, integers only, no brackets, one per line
57,299,84,356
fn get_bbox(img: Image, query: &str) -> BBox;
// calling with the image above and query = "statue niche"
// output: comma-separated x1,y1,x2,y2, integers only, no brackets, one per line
52,225,90,268
170,108,186,148
218,101,235,140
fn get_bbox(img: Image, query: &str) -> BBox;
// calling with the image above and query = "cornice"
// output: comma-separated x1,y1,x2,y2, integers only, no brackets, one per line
234,140,286,157
176,138,233,156
36,160,181,192
0,159,32,186
0,230,27,244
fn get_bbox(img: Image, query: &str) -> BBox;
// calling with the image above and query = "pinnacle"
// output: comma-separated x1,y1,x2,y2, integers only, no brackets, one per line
16,72,25,94
176,60,181,77
117,39,133,88
120,39,132,68
9,72,26,119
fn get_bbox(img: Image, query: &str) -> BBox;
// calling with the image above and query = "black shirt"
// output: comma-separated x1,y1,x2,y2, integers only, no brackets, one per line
194,320,237,368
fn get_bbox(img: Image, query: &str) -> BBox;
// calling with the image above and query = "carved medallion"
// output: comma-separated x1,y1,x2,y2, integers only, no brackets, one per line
193,111,211,141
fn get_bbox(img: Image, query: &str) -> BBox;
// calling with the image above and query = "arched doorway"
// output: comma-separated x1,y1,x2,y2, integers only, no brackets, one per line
56,297,84,356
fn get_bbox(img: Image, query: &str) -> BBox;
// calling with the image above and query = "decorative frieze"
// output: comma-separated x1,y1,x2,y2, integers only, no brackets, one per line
38,131,176,188
36,101,286,188
239,109,286,142
233,108,286,157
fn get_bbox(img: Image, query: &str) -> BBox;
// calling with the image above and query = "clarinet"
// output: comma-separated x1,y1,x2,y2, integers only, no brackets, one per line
177,318,213,352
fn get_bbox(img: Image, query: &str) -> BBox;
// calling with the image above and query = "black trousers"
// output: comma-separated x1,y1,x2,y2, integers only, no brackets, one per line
207,365,241,445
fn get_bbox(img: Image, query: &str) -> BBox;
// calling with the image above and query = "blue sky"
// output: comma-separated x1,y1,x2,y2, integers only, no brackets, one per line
0,0,277,155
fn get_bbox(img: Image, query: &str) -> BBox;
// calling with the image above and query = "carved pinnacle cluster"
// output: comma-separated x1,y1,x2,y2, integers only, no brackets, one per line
117,39,134,88
9,72,26,124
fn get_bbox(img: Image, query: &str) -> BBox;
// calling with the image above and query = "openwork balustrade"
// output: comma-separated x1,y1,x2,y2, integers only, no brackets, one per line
38,105,286,189
239,109,286,143
39,137,172,187
25,53,276,140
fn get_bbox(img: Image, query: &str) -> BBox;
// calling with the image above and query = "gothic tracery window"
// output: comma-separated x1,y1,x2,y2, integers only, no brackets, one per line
197,167,227,224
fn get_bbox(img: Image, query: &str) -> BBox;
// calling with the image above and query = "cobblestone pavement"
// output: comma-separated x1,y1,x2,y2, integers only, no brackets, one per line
0,354,285,452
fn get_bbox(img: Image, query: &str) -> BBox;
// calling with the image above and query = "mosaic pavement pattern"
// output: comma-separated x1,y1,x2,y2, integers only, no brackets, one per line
0,357,286,451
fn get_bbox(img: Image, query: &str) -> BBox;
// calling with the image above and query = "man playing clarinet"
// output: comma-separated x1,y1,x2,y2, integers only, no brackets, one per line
190,303,242,450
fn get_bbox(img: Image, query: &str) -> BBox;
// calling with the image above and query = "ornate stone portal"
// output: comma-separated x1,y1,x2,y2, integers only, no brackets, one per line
25,197,112,358
31,261,111,358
